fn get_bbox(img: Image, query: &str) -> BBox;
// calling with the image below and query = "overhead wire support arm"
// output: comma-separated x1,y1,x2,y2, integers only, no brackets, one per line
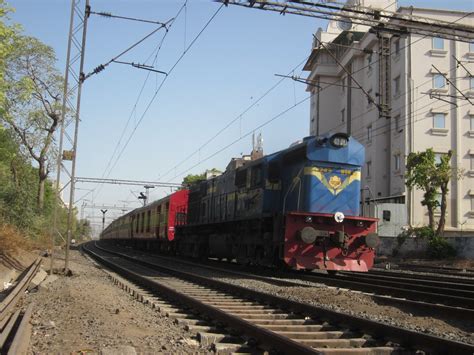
81,17,174,82
112,60,168,75
89,10,172,27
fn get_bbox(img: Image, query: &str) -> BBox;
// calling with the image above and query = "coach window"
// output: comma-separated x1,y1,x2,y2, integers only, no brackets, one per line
141,212,145,233
136,214,139,233
235,169,247,188
268,161,280,182
146,210,151,232
250,164,263,187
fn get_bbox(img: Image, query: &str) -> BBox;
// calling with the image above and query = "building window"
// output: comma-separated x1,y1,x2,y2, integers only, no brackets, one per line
367,125,373,142
471,196,474,212
366,161,372,178
395,114,402,132
470,76,474,90
433,113,446,129
433,74,446,89
394,39,400,55
434,153,444,165
393,76,401,96
341,108,345,123
471,155,474,171
470,42,474,53
470,116,474,131
432,37,444,50
394,154,401,171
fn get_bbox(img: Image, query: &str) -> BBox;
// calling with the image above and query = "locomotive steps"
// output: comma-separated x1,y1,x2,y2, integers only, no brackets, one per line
83,241,474,354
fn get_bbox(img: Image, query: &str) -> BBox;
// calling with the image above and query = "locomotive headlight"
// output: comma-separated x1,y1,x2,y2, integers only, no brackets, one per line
305,216,313,223
300,226,318,244
334,212,345,223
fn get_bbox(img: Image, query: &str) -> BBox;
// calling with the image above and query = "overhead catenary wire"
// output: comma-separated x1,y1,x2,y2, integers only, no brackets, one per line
82,17,173,82
219,1,474,42
172,93,313,180
75,3,188,204
104,3,225,181
158,55,311,182
166,9,471,183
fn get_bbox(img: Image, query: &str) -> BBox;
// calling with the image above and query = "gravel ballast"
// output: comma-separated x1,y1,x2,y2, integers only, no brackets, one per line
26,250,203,354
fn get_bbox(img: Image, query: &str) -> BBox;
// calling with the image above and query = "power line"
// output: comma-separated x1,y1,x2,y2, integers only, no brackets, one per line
86,2,188,202
104,3,225,178
219,1,474,42
159,55,310,182
172,93,313,180
83,17,173,81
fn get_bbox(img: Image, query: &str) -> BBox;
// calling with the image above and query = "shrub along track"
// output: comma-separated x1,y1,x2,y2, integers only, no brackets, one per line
0,257,41,354
84,242,473,354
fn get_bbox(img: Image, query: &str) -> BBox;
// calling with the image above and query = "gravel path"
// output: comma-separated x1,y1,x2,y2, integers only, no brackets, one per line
26,250,203,354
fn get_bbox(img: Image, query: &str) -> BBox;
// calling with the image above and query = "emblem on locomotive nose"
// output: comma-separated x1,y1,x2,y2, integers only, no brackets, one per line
328,175,342,190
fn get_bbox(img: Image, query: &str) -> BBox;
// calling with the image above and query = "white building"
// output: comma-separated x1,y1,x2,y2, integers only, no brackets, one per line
304,0,474,234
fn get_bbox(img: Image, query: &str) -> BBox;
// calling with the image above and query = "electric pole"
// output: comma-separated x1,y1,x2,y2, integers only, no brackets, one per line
101,209,108,232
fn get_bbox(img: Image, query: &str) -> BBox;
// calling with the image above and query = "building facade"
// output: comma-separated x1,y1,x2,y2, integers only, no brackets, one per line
304,0,474,233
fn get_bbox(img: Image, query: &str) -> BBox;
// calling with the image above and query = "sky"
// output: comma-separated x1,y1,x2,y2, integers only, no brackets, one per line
7,0,473,234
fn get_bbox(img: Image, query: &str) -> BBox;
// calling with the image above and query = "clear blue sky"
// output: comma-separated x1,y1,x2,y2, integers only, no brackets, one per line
7,0,473,233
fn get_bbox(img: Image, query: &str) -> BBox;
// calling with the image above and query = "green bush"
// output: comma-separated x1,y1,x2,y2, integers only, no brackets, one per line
427,236,456,259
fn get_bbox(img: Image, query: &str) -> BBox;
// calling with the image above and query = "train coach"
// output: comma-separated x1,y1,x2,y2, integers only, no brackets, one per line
101,133,379,272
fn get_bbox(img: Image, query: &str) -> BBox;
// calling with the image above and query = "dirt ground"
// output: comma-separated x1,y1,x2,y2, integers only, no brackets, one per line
24,250,203,354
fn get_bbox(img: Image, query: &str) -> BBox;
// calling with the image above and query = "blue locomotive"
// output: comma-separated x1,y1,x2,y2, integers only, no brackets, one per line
175,133,379,271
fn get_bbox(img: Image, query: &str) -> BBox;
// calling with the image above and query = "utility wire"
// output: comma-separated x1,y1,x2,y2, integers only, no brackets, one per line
77,4,188,204
159,55,310,182
173,94,313,180
105,3,225,180
83,17,174,81
220,1,474,42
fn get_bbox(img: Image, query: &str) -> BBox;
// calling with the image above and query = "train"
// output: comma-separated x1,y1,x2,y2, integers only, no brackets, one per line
101,133,379,272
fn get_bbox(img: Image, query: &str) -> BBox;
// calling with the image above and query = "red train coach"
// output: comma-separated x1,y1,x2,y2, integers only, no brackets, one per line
101,189,188,246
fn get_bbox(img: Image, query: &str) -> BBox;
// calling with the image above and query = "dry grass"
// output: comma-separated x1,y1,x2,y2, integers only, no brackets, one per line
0,223,31,256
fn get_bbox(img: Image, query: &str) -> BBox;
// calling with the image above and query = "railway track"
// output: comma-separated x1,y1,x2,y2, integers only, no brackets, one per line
0,258,41,354
393,263,474,278
84,242,474,354
98,242,474,320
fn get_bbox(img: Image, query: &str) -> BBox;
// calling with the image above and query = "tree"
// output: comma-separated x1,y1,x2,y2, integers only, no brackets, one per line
405,148,463,236
0,0,19,113
181,172,206,188
2,35,65,209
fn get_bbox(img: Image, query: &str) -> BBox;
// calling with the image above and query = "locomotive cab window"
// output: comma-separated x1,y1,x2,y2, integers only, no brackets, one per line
268,161,281,182
250,164,263,187
235,169,247,188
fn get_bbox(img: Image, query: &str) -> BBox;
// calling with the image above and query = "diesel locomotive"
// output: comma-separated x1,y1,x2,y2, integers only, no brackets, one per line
101,133,379,272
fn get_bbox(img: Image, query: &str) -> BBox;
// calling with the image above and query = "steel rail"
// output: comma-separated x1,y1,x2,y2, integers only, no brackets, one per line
83,243,319,354
0,258,41,322
367,269,474,285
87,242,474,354
333,272,474,294
6,303,34,355
291,272,474,308
396,263,474,276
97,243,474,320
